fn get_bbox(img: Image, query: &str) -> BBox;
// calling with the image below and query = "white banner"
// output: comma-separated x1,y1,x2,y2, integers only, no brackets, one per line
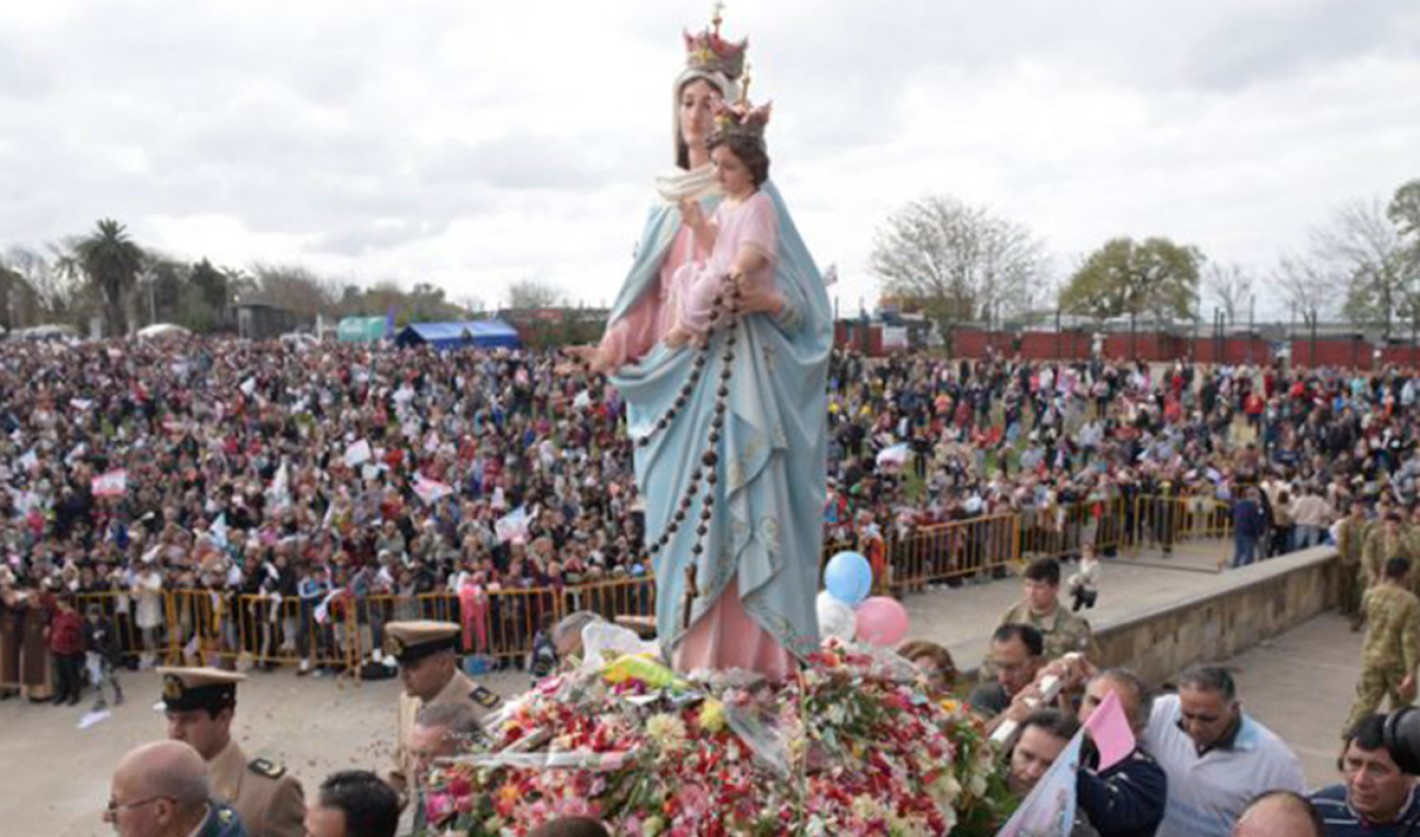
92,469,128,497
414,474,454,505
344,439,373,467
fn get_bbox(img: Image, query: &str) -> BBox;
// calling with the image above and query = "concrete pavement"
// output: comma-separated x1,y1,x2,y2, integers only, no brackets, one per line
0,541,1373,835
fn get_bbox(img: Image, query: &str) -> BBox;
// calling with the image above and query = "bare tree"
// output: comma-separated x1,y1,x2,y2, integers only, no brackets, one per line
1274,254,1338,327
506,277,565,310
1320,199,1410,338
1203,262,1253,326
247,263,341,318
869,196,1046,341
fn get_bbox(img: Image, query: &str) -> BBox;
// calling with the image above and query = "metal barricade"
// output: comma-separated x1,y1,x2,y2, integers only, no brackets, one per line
1019,497,1130,561
74,590,157,666
1130,494,1231,552
885,513,1019,592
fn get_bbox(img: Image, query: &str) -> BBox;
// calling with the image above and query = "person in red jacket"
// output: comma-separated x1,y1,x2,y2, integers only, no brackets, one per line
47,593,85,706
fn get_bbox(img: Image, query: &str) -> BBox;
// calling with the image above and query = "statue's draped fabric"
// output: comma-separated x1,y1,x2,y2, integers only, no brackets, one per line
610,181,830,670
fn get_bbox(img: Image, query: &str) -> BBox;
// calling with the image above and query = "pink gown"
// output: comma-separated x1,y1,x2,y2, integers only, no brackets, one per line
665,190,794,679
596,227,702,369
673,191,779,335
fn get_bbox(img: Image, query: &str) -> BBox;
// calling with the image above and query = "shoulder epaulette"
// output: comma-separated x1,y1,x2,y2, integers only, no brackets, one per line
470,685,501,709
248,757,286,779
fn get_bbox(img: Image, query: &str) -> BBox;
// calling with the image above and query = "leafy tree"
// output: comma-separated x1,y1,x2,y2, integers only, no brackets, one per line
72,219,146,336
1059,237,1202,323
869,196,1046,341
189,258,231,313
1390,179,1420,239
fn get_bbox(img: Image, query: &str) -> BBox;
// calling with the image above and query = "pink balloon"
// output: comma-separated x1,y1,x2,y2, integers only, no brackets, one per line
855,596,909,646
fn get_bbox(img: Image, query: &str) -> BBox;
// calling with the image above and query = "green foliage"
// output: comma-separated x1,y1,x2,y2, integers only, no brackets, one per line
1059,237,1202,322
73,218,146,336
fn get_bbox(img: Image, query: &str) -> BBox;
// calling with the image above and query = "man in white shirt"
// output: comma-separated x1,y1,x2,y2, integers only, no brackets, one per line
1144,665,1306,837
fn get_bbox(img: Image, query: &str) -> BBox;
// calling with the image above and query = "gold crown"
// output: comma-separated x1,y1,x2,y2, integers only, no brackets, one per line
163,675,185,701
683,2,747,81
712,99,772,143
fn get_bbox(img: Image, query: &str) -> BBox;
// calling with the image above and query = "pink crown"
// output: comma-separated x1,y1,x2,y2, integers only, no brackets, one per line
683,5,747,81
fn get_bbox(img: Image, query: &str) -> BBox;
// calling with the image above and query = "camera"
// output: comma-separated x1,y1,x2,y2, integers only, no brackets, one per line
1383,707,1420,775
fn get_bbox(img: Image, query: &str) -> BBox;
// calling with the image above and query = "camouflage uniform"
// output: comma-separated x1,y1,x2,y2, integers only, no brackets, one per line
1362,528,1417,594
1342,582,1420,737
991,601,1100,667
1336,517,1371,617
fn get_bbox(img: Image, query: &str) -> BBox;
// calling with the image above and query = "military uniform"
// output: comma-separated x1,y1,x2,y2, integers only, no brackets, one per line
990,601,1099,668
209,739,305,837
157,667,305,837
1336,515,1372,618
1342,583,1420,737
1362,527,1418,594
196,802,248,837
384,620,502,797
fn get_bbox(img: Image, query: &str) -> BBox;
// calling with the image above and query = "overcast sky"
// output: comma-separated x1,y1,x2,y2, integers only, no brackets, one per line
3,1,1417,319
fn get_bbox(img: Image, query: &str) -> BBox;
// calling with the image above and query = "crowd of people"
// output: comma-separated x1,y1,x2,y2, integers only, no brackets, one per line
10,336,1420,834
3,335,1420,692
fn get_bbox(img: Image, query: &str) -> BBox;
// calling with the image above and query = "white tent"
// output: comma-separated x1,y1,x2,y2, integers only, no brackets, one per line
136,323,192,340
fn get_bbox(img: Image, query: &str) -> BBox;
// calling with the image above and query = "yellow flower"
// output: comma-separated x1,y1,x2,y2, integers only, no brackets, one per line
642,815,666,836
645,712,689,753
697,698,726,733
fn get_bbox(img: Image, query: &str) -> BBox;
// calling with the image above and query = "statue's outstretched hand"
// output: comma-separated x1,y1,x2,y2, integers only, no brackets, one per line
562,345,613,375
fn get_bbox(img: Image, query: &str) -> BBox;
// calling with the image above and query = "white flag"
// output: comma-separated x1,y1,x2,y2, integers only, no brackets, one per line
495,506,530,544
875,443,911,470
344,439,372,467
268,462,290,510
414,474,453,505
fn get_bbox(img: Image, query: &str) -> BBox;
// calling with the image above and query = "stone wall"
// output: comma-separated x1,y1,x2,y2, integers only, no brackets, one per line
1094,546,1340,685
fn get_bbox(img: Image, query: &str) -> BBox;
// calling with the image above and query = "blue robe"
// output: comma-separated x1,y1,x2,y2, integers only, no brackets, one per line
610,182,831,661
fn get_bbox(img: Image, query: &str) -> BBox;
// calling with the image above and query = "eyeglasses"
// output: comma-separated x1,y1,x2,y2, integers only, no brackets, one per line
103,795,172,820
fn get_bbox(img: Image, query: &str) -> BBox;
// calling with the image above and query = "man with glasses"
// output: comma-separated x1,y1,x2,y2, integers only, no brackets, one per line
1144,665,1305,837
969,623,1046,729
105,740,245,836
1309,713,1420,836
158,667,304,837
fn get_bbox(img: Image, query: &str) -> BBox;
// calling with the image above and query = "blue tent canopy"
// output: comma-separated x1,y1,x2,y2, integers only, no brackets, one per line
394,319,522,350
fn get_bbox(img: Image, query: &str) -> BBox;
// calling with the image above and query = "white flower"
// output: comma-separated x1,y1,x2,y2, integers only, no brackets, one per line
645,712,689,754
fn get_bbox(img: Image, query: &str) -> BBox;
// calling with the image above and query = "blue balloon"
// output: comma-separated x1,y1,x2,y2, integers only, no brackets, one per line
824,550,873,606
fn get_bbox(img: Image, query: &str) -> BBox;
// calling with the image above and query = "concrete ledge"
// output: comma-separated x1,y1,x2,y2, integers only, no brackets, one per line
1093,545,1340,684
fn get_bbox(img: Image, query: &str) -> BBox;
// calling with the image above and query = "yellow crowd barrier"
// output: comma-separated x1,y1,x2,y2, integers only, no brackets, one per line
1130,494,1231,552
887,513,1020,592
74,501,1230,677
1018,497,1129,563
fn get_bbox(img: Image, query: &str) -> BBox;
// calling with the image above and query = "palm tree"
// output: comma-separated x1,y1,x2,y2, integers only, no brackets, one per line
74,218,145,337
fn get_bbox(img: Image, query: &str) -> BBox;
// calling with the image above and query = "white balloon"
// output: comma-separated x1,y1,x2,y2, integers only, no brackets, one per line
816,590,856,641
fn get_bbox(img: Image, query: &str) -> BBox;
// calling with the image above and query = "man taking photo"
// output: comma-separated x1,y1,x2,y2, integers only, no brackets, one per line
1310,713,1420,836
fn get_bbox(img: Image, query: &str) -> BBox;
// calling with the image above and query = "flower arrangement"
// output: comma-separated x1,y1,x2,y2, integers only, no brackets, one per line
418,640,1012,836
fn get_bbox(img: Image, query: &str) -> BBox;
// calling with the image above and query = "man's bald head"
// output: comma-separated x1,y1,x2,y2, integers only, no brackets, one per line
1232,791,1324,837
115,741,210,807
107,742,210,836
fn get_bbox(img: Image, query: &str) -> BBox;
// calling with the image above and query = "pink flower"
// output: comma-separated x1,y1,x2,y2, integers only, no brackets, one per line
423,792,454,825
